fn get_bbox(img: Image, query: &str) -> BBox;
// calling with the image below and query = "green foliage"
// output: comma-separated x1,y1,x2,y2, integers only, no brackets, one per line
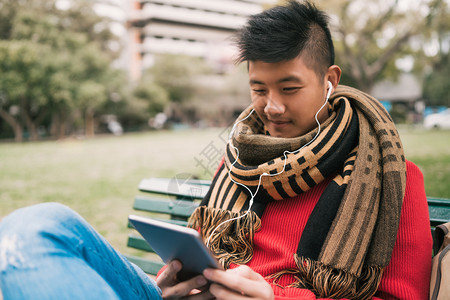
0,41,56,112
150,54,213,103
325,0,449,93
423,53,450,107
122,54,217,126
133,81,169,116
420,0,450,107
0,0,126,140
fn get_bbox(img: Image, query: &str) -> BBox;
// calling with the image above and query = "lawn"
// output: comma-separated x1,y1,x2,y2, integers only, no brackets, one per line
0,128,229,254
0,127,448,255
399,128,450,199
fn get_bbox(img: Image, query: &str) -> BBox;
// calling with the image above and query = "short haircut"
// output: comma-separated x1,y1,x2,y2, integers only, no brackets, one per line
233,0,334,78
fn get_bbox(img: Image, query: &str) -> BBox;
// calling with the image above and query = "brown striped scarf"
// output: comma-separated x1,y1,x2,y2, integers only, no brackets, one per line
189,85,406,299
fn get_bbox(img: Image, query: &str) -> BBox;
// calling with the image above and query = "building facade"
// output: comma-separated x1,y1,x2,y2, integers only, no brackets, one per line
126,0,274,80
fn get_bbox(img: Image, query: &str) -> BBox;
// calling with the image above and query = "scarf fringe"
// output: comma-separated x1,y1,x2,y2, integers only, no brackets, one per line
267,255,383,300
188,206,261,268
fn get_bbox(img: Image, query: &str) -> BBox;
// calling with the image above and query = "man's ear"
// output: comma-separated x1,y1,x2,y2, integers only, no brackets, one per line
326,65,342,93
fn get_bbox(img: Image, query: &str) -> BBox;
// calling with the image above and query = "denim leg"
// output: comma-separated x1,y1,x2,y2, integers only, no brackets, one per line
0,202,162,300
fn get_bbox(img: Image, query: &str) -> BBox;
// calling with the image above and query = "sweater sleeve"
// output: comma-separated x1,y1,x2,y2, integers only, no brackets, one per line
373,160,432,299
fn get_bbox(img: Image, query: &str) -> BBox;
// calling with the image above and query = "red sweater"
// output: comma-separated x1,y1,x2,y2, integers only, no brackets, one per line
227,160,432,299
157,160,432,299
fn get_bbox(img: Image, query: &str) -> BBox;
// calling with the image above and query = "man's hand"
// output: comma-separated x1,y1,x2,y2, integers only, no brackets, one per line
156,260,212,299
203,265,274,300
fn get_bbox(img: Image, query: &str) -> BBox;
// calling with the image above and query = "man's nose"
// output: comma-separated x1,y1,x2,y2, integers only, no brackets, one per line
264,95,285,115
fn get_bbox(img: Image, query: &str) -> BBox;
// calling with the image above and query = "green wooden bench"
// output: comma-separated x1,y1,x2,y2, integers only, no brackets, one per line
125,177,450,276
124,178,209,275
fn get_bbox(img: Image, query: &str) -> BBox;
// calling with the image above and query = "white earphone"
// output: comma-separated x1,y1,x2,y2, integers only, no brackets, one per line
206,81,334,247
326,81,333,100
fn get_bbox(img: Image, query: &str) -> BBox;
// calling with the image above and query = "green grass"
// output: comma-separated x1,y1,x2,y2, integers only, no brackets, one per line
0,128,228,254
0,127,448,255
399,128,450,199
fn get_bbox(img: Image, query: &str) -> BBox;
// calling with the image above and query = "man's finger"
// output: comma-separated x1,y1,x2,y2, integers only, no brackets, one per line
156,260,182,288
162,275,208,299
227,265,262,280
204,267,269,298
186,288,215,300
209,283,248,300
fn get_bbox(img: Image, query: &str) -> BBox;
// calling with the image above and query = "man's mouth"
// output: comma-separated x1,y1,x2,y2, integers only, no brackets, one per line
268,119,291,128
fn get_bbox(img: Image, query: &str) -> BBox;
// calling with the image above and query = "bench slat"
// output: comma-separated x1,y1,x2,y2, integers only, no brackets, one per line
127,235,154,253
428,198,450,226
124,255,164,275
134,196,199,217
138,178,210,200
128,218,189,229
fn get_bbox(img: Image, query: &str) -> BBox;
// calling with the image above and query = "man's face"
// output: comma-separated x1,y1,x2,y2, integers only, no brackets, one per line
248,56,330,138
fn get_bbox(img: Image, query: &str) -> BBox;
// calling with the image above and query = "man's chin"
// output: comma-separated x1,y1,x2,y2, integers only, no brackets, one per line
267,128,294,138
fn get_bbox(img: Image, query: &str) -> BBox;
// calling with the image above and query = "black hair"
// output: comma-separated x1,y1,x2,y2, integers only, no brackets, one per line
233,0,334,78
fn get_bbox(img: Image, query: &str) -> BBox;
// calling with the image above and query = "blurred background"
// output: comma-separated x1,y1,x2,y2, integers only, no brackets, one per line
0,0,449,253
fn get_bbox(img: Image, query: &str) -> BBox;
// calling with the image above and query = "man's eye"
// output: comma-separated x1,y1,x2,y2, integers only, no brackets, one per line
283,87,300,93
252,89,266,95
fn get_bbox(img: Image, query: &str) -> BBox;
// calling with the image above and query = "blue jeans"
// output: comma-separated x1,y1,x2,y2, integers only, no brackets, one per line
0,203,162,300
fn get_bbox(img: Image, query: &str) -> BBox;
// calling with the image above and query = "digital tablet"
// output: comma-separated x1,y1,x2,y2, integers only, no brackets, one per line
128,215,222,281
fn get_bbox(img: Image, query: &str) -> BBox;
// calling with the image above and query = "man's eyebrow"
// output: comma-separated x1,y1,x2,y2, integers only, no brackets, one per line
249,79,264,85
249,76,303,85
277,76,302,83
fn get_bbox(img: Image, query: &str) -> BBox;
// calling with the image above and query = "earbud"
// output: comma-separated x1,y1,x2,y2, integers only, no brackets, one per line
326,81,333,100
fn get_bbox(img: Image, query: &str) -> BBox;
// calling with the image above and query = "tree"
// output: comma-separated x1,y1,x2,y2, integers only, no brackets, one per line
133,80,170,117
327,0,447,92
0,0,125,141
421,0,450,107
70,44,122,137
141,54,214,124
0,41,61,142
150,54,212,103
266,0,448,94
423,55,450,107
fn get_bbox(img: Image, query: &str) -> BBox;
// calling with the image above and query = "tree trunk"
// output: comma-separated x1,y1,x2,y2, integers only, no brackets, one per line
50,113,59,138
0,108,23,142
21,109,38,141
50,113,68,139
58,120,67,139
85,108,95,138
28,123,38,141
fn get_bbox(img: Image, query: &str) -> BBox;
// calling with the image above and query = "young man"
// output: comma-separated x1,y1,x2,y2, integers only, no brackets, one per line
0,1,432,299
157,1,431,299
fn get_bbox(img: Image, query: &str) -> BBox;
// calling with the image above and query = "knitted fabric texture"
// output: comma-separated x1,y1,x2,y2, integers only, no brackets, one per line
189,85,406,299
